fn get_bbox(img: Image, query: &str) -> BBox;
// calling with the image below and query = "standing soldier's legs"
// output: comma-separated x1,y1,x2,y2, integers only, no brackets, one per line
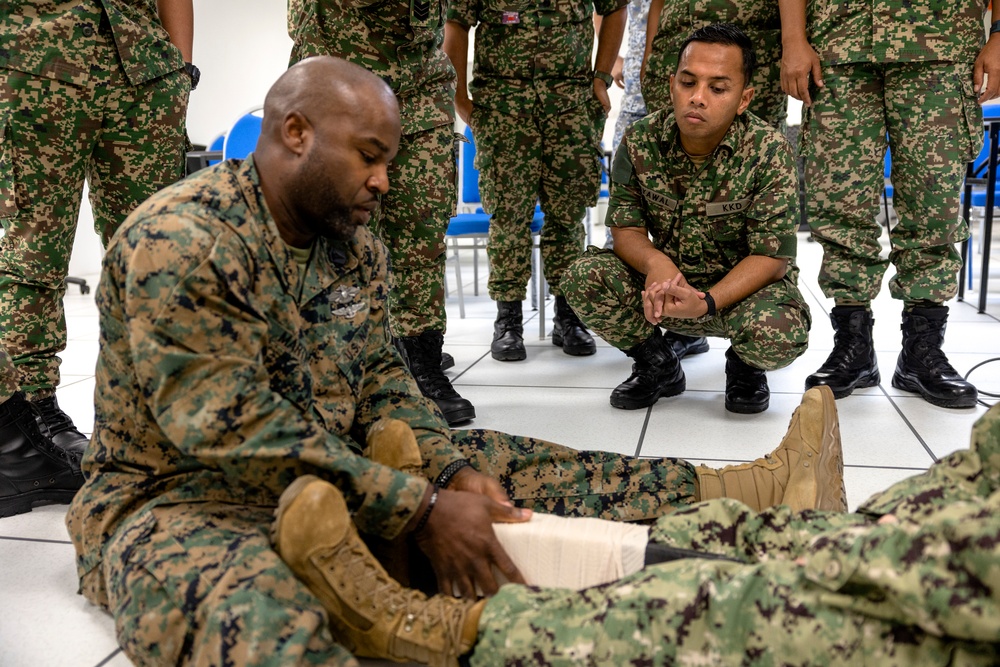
802,63,887,398
472,106,542,361
538,100,603,356
103,504,361,666
883,61,978,408
374,126,475,425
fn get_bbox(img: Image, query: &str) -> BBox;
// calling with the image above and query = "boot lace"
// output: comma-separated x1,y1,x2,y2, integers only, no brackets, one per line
328,540,467,658
26,400,82,467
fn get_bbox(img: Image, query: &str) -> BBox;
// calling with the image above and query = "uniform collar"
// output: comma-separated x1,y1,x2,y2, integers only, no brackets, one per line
659,112,747,163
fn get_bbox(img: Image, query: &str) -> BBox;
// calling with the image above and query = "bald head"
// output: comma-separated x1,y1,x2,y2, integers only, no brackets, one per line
254,56,402,249
260,56,399,147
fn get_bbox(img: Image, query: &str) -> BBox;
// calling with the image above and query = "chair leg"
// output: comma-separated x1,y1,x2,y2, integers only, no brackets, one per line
451,238,466,319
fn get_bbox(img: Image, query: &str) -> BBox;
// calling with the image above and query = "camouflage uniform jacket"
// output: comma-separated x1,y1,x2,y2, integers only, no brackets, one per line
646,0,780,93
447,0,628,116
608,110,799,288
808,0,987,66
288,0,455,136
0,1,183,86
66,156,466,608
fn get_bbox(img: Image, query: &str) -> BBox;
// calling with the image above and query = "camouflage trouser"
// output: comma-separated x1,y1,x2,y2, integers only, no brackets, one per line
643,49,786,128
101,429,697,665
801,61,980,305
0,46,189,399
370,124,455,337
563,248,810,370
473,405,1000,666
0,344,16,403
470,100,606,301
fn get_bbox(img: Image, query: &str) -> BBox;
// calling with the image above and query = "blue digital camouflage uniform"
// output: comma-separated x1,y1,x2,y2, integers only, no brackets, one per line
287,0,457,337
642,0,786,127
801,0,985,305
612,0,652,153
474,401,1000,665
446,0,626,301
564,111,810,371
0,0,190,400
66,156,706,665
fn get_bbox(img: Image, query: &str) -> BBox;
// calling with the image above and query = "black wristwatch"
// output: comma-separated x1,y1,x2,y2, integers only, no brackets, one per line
991,20,1000,36
593,70,613,89
695,291,717,323
184,62,201,90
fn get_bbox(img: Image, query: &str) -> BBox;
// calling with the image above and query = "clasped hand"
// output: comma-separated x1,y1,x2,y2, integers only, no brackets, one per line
642,275,707,324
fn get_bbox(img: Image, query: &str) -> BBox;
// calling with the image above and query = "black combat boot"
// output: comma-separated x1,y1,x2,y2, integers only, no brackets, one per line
663,332,710,359
891,306,978,409
724,347,769,414
610,329,685,409
552,295,596,356
1,392,84,517
400,331,476,426
805,305,880,398
491,300,526,361
32,394,88,467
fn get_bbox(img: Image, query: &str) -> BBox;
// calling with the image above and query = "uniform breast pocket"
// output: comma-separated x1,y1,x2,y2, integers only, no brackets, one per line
707,213,749,270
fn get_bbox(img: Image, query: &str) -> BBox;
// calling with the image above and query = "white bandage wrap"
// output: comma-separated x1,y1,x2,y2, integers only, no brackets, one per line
492,513,649,590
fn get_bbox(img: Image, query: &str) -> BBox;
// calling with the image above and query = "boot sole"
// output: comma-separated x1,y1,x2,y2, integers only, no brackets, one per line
610,377,686,410
491,348,526,362
442,405,476,426
725,397,769,414
890,374,978,409
812,387,847,512
551,333,596,356
0,488,78,518
805,371,880,399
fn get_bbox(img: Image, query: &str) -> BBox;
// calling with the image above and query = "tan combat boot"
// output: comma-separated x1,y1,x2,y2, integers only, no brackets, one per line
366,419,423,475
272,475,483,667
695,385,847,512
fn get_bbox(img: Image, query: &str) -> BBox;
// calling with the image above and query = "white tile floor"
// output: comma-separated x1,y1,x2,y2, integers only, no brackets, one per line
4,221,1000,666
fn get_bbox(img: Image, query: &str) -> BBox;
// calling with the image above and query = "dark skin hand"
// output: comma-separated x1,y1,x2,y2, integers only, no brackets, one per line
412,467,530,598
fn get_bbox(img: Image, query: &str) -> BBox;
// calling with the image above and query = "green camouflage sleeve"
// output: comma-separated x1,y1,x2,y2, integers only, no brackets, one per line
745,134,799,260
351,238,470,482
594,0,628,17
606,127,650,230
119,214,428,539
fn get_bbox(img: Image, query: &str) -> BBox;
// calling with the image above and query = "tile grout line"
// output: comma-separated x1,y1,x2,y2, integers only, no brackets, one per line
0,535,73,545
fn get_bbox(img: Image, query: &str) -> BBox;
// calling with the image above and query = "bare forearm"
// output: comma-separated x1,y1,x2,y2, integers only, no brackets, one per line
594,6,626,74
709,255,788,309
777,0,808,46
157,0,193,61
642,0,664,72
612,226,680,280
444,21,471,104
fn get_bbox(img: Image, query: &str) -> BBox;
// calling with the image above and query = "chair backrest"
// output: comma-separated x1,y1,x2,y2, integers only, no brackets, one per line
458,125,481,209
223,109,264,160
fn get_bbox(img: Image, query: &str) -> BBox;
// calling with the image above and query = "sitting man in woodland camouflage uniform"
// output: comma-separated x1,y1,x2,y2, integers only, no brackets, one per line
565,24,810,415
66,56,846,666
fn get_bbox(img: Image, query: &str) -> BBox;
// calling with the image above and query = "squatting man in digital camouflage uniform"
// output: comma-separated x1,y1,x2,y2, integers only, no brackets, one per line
66,56,847,666
564,24,810,414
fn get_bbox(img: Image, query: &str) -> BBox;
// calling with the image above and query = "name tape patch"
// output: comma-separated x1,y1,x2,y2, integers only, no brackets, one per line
640,186,677,211
706,198,751,216
501,11,520,24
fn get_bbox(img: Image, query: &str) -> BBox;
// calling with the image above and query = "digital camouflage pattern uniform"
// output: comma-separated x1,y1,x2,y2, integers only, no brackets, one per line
474,402,1000,666
66,156,704,665
0,345,17,403
801,0,985,305
642,0,786,127
447,0,626,301
287,0,457,337
0,0,190,399
564,111,810,371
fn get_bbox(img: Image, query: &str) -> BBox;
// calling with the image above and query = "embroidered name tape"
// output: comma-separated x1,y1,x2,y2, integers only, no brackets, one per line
640,186,677,211
706,198,751,216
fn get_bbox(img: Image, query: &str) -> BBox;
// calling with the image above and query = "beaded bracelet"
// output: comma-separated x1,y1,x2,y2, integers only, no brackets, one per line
414,484,440,533
435,459,472,488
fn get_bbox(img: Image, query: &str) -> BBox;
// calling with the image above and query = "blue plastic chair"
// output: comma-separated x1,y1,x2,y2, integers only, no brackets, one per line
223,109,264,160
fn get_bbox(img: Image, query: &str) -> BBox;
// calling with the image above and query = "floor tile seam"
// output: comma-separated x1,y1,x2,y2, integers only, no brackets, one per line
94,648,124,667
0,535,73,545
875,385,938,464
631,456,928,472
